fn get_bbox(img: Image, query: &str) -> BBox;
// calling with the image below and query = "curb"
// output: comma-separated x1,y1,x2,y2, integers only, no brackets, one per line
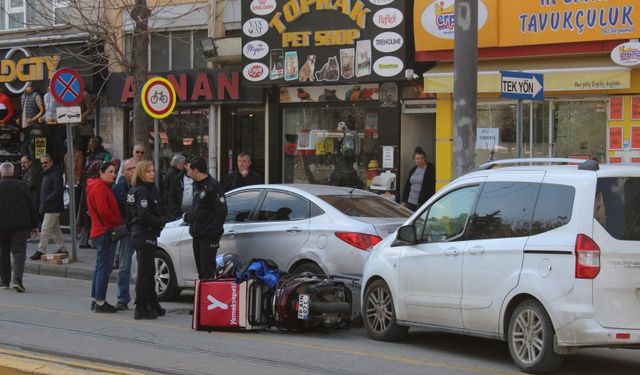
0,348,144,375
24,263,118,283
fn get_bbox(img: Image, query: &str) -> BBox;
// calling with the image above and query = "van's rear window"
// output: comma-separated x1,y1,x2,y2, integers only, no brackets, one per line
595,177,640,241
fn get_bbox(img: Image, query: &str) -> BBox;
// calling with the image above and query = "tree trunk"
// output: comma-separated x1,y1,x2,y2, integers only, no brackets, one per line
131,0,151,157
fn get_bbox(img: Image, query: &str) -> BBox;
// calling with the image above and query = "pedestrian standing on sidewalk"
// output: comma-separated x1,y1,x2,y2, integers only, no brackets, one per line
86,161,121,313
401,147,436,212
222,152,262,192
128,161,166,320
0,162,38,292
185,157,227,280
77,160,102,249
30,154,66,260
116,143,145,182
162,154,185,221
21,155,42,242
112,158,139,310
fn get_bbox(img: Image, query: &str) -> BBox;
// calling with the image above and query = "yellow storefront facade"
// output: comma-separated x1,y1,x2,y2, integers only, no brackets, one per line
414,0,640,189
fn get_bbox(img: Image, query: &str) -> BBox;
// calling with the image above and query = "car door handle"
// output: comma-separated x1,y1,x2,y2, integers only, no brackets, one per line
286,227,303,233
467,246,485,255
443,248,460,256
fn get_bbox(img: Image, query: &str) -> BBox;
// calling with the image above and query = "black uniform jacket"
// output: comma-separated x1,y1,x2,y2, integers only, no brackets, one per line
127,182,165,241
189,175,227,240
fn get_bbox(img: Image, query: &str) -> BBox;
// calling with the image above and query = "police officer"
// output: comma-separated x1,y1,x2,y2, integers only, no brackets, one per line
127,160,166,320
184,157,227,280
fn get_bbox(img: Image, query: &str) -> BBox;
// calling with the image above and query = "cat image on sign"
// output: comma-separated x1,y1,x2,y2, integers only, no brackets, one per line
318,89,342,102
298,55,316,82
315,56,340,82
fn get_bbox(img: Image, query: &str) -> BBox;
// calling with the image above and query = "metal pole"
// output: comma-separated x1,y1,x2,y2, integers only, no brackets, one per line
154,118,160,187
529,101,534,159
516,99,523,158
65,122,77,261
453,0,478,178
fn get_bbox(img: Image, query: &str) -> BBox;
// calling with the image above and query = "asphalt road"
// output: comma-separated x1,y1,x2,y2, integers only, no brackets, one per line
1,275,638,375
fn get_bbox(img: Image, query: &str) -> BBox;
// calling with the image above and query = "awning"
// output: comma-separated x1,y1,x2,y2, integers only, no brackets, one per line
423,56,632,94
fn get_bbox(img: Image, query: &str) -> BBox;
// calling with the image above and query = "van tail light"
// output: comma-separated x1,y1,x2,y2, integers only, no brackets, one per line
575,234,600,279
335,232,382,251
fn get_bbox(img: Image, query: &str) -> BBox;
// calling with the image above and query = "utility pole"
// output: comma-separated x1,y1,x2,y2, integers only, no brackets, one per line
453,0,478,177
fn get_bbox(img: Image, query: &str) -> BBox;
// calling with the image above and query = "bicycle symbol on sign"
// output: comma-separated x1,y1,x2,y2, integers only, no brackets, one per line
150,90,168,104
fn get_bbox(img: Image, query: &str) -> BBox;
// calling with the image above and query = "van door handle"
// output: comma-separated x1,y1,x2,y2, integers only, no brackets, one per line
443,248,460,256
286,227,303,233
225,230,237,237
467,246,485,255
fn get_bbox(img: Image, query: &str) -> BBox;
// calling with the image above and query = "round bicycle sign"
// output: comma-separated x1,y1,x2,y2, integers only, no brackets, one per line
141,77,176,119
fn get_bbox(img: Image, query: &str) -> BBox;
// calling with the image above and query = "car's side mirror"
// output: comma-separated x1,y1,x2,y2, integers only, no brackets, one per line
395,224,417,245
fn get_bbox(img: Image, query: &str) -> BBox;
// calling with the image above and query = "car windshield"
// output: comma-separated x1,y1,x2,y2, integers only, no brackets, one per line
318,195,412,218
595,177,640,241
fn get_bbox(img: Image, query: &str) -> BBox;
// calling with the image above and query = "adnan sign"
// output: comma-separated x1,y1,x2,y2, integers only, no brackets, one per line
241,0,407,85
106,70,262,107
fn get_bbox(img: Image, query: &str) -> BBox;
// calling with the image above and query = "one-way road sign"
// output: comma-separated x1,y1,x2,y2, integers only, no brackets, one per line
500,71,544,101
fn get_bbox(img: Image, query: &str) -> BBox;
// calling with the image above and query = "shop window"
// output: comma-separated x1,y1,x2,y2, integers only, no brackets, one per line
553,100,606,160
283,106,380,187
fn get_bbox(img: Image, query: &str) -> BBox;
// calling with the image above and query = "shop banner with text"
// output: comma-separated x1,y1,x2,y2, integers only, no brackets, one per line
415,0,640,52
242,0,407,85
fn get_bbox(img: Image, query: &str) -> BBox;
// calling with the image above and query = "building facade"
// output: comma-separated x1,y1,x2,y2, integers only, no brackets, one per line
415,0,640,189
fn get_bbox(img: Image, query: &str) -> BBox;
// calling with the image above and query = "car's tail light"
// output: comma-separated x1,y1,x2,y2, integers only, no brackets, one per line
575,234,600,279
335,232,382,251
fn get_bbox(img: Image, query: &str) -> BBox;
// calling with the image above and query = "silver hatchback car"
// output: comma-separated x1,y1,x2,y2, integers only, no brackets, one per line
155,184,411,300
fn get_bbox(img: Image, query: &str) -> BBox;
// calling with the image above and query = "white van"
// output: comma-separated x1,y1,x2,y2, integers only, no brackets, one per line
361,159,640,373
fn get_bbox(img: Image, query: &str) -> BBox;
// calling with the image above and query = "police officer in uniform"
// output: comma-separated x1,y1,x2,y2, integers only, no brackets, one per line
127,161,166,320
184,157,227,280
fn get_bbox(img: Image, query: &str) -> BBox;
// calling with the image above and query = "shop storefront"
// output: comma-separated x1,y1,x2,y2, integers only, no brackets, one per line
0,36,102,166
242,0,410,193
106,69,263,178
414,0,640,188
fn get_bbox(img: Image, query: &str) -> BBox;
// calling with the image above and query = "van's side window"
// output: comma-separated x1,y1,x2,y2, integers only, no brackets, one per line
531,184,575,235
465,182,539,240
414,185,479,242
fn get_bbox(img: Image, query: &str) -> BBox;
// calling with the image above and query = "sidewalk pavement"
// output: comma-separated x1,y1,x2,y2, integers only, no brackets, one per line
24,231,114,282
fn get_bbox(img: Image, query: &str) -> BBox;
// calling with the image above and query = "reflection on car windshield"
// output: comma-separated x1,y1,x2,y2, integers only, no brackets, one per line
319,195,411,218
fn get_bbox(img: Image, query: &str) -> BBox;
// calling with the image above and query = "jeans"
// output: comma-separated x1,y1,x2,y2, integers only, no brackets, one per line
91,234,116,301
0,231,29,285
116,236,135,304
38,212,66,253
133,237,157,305
192,235,219,280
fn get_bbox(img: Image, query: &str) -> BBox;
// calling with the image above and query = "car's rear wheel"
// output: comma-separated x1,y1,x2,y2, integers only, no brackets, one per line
291,262,325,275
363,279,408,341
154,250,181,301
507,300,564,373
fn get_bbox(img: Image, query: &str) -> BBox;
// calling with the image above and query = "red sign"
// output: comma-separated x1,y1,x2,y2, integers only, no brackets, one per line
609,156,623,163
632,97,640,120
194,280,240,329
632,127,640,149
609,97,624,121
632,157,640,164
609,127,623,150
50,68,84,106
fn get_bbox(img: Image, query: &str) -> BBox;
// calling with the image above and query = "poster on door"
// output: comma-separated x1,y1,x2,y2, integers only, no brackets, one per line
609,97,624,121
608,126,623,150
632,126,640,149
632,96,640,120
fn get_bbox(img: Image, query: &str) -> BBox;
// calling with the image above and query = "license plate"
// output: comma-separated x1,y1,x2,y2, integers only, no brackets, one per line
297,294,310,320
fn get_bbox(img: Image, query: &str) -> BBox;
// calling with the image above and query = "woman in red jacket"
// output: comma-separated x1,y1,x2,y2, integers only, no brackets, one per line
86,161,122,313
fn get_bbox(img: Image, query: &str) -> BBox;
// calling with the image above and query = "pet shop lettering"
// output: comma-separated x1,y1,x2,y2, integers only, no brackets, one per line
281,29,361,47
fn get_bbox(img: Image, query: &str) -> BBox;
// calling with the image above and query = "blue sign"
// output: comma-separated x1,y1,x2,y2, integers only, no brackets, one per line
51,68,84,106
500,71,544,101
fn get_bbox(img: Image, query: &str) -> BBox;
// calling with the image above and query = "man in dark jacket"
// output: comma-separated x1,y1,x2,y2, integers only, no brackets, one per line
31,154,66,260
0,162,38,292
222,152,262,192
112,158,138,310
185,157,227,280
162,154,185,221
20,155,42,215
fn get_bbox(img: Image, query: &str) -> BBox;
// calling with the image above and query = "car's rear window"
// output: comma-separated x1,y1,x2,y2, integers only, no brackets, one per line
595,177,640,241
318,195,412,218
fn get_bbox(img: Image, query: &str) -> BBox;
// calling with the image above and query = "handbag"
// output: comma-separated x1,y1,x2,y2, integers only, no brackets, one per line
88,194,128,242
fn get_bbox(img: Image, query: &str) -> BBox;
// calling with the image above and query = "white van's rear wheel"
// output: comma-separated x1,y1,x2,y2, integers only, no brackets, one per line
508,300,564,373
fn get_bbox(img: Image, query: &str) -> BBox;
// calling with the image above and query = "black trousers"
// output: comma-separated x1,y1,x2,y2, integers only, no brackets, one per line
192,235,219,280
0,231,29,286
133,237,157,305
